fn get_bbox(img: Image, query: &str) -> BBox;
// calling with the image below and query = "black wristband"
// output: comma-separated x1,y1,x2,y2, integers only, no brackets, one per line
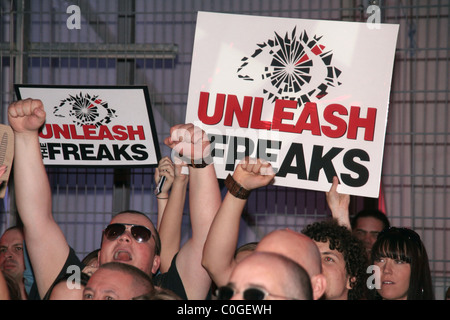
188,154,213,168
188,157,208,168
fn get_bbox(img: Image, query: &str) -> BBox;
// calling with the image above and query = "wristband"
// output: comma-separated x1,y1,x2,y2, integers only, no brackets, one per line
188,157,208,168
224,174,251,199
188,154,213,168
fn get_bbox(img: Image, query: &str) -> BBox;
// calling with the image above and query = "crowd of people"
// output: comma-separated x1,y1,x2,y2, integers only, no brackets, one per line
0,98,445,300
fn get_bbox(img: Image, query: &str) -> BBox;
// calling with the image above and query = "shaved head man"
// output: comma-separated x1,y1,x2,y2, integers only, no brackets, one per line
255,228,327,300
218,251,312,300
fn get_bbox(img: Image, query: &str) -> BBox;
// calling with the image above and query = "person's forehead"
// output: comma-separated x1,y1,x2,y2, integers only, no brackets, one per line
230,261,286,297
258,229,311,248
110,213,153,229
0,229,24,245
315,240,344,258
232,254,281,281
87,268,131,292
355,216,384,231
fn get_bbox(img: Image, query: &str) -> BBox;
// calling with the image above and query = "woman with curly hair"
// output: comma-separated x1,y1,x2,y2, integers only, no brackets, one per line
302,219,368,300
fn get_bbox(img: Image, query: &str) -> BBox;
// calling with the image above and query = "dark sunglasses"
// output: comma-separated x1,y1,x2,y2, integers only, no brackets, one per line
103,223,153,243
216,285,298,300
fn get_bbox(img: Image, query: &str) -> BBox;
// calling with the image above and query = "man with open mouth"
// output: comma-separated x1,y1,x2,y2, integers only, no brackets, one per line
8,99,221,300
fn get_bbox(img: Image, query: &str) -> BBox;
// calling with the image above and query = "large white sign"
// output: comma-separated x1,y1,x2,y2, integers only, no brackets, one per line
15,85,161,167
185,12,399,198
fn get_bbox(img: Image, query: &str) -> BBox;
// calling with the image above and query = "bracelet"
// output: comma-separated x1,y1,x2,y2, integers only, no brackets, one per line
156,196,169,199
224,174,251,199
188,157,209,168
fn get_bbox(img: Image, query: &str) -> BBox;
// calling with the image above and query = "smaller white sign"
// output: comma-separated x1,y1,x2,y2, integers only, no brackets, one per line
15,85,161,167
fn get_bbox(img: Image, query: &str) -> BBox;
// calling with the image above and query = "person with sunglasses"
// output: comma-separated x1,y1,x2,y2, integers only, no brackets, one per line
254,228,327,300
216,251,313,300
202,157,275,290
202,156,327,300
98,211,162,279
8,99,221,300
369,227,434,300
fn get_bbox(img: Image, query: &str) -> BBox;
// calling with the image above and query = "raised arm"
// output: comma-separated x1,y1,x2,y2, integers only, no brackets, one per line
163,123,221,299
202,157,275,287
155,156,175,230
326,176,351,230
8,99,70,298
156,157,188,273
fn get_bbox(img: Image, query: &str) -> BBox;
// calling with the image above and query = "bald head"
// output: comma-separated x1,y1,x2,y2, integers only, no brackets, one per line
227,252,312,300
255,228,322,277
83,262,154,300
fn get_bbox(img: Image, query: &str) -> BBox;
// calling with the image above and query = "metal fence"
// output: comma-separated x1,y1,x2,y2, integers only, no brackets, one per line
0,0,448,299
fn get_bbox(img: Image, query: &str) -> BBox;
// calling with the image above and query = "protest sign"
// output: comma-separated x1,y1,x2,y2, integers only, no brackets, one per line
185,12,399,197
15,85,161,167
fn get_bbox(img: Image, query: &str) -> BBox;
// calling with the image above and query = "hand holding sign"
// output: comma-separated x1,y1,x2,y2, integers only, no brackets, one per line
14,85,161,167
186,12,399,197
326,176,351,229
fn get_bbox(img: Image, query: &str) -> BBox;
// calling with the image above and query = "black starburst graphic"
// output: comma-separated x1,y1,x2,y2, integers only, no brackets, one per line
54,92,117,127
237,27,342,106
